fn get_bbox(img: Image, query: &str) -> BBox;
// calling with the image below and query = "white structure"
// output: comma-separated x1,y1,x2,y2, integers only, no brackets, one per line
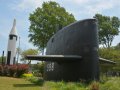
6,19,18,65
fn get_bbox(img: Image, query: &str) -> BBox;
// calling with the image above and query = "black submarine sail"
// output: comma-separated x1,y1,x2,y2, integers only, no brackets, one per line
26,19,116,81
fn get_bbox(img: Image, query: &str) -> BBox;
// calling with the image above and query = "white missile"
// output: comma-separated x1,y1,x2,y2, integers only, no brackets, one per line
6,19,18,65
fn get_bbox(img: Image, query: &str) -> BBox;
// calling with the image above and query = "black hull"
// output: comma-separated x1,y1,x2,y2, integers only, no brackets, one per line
44,19,99,81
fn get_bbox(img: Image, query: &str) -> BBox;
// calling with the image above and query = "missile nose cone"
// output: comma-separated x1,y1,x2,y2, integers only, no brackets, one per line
13,19,16,27
10,19,17,35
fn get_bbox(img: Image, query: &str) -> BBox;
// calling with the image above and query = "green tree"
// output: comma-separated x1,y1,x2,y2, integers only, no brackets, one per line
94,14,120,48
21,49,39,64
29,1,76,50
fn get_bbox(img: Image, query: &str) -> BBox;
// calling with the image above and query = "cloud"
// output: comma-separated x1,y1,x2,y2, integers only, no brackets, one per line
64,0,120,19
11,0,57,12
11,0,41,12
84,0,120,16
70,0,89,4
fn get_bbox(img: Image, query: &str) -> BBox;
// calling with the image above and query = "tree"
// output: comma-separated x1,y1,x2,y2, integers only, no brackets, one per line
94,14,120,48
29,1,76,51
21,49,39,64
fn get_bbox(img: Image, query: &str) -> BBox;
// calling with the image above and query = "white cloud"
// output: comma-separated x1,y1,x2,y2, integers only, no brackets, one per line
12,0,57,12
71,0,89,4
84,0,119,16
67,0,120,19
11,0,41,12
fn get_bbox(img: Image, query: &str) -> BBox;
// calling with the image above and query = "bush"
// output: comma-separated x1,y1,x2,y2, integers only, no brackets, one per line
0,64,29,78
2,65,9,76
28,76,44,85
21,73,33,78
32,70,42,77
9,65,17,77
32,62,45,77
16,64,29,77
0,65,3,75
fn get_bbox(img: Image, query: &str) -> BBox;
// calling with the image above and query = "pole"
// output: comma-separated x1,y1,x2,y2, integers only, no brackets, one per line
17,36,20,64
2,51,4,65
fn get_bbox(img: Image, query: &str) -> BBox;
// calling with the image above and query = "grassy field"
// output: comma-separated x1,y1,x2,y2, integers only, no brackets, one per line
0,77,41,90
0,76,120,90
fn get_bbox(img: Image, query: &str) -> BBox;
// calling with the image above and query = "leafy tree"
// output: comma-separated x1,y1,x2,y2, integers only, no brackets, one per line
21,49,39,64
29,1,76,50
94,14,120,48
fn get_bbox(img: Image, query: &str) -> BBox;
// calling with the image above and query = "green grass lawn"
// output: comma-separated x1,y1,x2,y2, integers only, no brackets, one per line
0,76,120,90
0,77,41,90
0,76,87,90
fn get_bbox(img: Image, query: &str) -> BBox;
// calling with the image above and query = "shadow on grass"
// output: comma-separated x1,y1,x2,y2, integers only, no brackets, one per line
13,84,39,87
13,79,44,87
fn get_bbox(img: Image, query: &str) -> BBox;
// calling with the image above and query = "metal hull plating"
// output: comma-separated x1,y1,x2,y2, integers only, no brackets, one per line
44,19,99,81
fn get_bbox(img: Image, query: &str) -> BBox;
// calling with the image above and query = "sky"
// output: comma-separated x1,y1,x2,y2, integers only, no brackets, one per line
0,0,120,56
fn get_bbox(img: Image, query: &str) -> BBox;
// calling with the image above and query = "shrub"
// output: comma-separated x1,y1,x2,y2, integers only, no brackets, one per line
16,64,29,77
0,65,3,75
2,65,9,76
28,76,44,85
32,62,45,77
21,73,33,78
9,65,17,77
0,64,29,78
32,70,42,77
